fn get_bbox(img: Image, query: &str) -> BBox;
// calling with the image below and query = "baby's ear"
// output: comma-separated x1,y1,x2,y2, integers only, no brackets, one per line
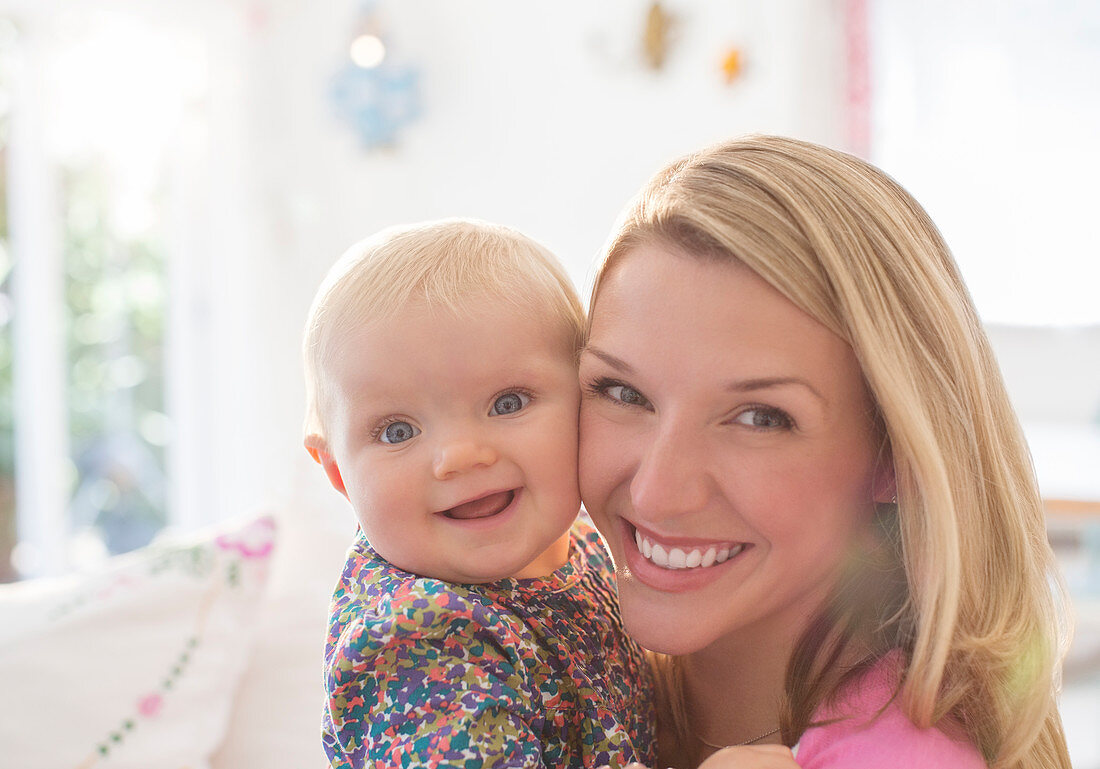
304,434,347,497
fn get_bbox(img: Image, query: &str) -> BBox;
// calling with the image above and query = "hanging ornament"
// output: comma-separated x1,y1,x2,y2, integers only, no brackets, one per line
720,46,744,84
329,1,421,149
642,1,675,70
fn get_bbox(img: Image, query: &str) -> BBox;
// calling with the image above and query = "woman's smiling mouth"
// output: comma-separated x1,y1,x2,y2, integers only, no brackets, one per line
630,523,748,571
634,528,745,569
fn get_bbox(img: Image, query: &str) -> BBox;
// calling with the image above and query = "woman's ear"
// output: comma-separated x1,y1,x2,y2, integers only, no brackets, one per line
304,434,347,498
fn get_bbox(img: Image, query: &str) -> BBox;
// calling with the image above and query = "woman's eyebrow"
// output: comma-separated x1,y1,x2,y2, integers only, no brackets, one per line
585,346,827,404
726,377,827,404
581,346,635,374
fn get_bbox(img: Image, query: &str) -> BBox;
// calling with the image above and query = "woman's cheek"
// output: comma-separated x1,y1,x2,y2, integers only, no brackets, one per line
578,406,621,516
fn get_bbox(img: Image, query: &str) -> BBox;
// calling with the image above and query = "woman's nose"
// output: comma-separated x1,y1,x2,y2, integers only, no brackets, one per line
629,427,710,520
432,438,499,480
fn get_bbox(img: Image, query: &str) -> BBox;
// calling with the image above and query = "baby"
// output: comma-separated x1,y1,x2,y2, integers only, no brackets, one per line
302,219,655,768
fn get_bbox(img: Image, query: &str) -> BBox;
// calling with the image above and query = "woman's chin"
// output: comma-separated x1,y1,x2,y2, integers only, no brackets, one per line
617,582,721,655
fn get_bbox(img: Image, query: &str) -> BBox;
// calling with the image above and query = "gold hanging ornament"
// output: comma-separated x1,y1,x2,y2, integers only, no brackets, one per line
643,1,674,70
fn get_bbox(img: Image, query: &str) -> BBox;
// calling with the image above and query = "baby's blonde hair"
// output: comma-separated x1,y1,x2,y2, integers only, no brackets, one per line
590,135,1070,769
304,218,584,441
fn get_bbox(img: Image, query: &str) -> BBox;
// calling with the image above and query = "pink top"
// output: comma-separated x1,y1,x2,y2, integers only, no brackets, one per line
796,652,987,768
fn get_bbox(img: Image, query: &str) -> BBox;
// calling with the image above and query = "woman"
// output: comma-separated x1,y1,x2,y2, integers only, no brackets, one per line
579,136,1071,768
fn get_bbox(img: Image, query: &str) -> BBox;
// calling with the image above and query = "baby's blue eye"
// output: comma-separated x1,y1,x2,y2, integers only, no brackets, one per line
490,392,530,416
381,421,419,444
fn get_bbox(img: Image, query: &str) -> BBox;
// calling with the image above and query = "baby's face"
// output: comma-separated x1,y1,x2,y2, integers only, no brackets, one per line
323,298,581,582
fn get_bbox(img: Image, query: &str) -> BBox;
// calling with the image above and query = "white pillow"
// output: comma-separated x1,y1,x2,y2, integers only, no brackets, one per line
210,480,354,769
0,515,276,769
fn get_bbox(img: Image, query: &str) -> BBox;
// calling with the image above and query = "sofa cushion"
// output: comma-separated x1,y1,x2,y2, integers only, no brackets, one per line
209,485,354,769
0,515,276,769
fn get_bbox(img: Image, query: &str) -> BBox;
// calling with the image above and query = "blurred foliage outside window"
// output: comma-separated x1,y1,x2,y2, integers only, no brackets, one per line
63,163,169,563
0,21,171,580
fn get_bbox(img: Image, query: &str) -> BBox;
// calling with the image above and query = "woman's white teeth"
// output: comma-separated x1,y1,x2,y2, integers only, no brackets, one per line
668,547,686,569
633,529,743,570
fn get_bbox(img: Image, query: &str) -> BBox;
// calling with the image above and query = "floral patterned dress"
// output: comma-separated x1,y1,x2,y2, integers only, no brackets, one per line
322,517,655,769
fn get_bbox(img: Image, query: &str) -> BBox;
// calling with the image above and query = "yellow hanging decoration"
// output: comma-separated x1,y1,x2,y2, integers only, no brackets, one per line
721,47,743,84
643,2,674,70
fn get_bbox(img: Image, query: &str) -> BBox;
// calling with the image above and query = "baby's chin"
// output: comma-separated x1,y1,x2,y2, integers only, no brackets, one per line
460,554,558,584
412,554,549,585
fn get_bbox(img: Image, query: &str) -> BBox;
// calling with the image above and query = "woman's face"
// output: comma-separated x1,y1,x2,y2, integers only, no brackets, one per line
578,241,890,656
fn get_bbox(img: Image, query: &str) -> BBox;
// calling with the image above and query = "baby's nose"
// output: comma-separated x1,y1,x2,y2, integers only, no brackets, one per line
432,439,498,479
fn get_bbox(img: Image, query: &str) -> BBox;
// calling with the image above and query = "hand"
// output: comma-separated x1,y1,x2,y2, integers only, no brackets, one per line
697,745,798,768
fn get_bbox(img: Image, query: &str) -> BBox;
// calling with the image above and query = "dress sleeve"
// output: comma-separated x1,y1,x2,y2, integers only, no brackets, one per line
795,699,988,769
324,591,544,769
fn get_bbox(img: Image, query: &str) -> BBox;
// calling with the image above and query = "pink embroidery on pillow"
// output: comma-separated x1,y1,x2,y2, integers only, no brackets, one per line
214,515,276,559
137,693,163,718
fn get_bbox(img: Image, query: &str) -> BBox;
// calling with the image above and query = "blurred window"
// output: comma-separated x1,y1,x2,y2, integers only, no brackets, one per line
1,12,202,580
870,0,1100,325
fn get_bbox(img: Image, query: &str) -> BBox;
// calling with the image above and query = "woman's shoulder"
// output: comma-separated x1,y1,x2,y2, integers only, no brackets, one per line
795,651,986,769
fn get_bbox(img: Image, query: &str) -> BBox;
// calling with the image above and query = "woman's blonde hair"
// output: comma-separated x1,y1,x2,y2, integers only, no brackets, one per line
589,135,1070,768
304,218,584,441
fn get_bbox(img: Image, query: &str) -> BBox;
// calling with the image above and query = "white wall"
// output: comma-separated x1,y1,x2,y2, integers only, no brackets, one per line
202,0,851,522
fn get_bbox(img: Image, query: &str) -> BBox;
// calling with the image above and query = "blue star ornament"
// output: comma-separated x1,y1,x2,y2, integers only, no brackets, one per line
330,60,421,148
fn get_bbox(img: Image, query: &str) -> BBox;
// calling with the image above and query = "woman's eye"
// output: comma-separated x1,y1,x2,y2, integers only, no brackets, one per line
607,384,649,408
380,421,420,444
490,391,530,416
732,407,792,430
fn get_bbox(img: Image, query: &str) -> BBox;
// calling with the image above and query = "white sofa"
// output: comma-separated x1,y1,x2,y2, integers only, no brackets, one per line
0,497,356,769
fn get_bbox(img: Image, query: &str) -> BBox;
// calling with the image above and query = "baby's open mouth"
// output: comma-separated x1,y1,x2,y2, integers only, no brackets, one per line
443,490,515,520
